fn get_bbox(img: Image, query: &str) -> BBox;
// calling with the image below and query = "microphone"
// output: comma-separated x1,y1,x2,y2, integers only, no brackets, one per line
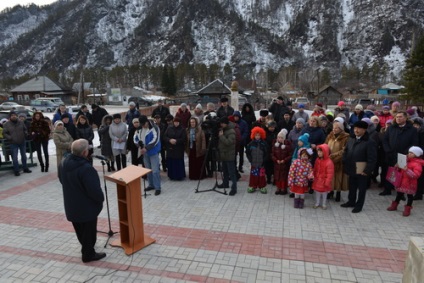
92,155,109,161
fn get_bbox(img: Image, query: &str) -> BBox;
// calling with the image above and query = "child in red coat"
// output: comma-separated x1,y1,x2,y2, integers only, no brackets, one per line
312,144,334,209
272,129,292,195
387,146,424,216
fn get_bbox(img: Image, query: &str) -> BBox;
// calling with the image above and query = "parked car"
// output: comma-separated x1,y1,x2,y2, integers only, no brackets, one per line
36,97,64,105
30,100,58,112
0,101,26,111
66,105,80,120
293,97,310,109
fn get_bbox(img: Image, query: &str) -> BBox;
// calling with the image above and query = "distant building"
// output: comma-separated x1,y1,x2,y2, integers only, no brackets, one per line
317,85,343,105
195,79,231,104
10,76,73,105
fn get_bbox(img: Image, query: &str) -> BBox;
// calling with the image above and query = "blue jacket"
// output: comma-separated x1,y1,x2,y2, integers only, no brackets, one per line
139,120,161,156
59,154,104,222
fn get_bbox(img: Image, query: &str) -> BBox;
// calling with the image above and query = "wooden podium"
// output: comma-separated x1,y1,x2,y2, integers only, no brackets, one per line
104,165,155,255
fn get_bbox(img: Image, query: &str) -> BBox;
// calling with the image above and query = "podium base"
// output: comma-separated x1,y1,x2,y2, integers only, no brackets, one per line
110,235,156,255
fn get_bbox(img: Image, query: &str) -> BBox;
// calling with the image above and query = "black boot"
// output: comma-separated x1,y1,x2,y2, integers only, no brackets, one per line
327,191,334,199
115,155,121,170
106,161,111,172
110,161,116,171
335,191,341,202
40,163,44,172
121,154,127,168
45,164,49,172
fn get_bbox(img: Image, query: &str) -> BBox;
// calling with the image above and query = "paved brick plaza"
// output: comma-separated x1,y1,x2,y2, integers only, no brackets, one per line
0,155,421,282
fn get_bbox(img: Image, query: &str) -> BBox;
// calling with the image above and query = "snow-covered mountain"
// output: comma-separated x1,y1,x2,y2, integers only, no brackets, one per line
0,0,423,80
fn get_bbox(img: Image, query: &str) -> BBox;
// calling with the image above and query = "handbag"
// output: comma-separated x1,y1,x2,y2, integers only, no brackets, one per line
386,166,402,187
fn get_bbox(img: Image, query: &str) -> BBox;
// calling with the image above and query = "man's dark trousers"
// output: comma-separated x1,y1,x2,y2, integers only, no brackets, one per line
72,218,97,260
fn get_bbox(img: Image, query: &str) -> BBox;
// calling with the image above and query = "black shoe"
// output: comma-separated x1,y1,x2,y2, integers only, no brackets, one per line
372,177,378,183
217,184,229,189
97,145,102,148
45,165,49,172
14,171,20,176
308,188,314,194
239,168,244,173
163,168,167,172
267,179,272,184
327,191,334,199
413,195,423,200
23,168,32,173
144,186,155,192
379,191,391,196
82,252,106,263
155,190,161,196
237,173,241,180
289,193,294,198
352,207,362,213
378,183,384,188
41,165,45,172
229,190,237,196
341,202,355,208
275,190,281,195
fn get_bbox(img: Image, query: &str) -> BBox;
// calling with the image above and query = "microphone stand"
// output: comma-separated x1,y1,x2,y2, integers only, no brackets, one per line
97,160,119,247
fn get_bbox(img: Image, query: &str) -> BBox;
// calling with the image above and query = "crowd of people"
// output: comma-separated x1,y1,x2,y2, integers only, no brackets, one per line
1,97,424,216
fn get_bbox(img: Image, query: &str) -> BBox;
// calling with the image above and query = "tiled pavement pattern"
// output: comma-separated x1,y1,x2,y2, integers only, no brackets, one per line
0,155,422,282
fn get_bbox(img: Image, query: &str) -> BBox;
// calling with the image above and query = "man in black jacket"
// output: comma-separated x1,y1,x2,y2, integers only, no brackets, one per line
151,99,170,125
341,121,377,213
91,104,108,129
380,111,418,195
59,139,105,263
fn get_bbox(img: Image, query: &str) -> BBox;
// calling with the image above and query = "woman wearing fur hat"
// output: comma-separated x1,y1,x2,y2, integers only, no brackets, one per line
246,127,268,194
192,104,204,125
175,103,191,129
272,129,292,195
387,146,424,216
324,121,350,202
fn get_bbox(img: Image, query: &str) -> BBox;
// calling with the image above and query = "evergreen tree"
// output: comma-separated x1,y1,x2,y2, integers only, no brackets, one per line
168,66,177,96
403,36,424,101
161,65,169,94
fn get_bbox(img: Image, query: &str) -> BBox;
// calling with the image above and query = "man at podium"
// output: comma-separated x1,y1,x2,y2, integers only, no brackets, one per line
59,139,106,263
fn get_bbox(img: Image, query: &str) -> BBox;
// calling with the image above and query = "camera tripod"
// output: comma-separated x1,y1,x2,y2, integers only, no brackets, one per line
195,135,227,195
97,160,119,247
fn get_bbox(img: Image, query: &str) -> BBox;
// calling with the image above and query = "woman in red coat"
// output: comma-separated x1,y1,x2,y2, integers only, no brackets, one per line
387,146,424,216
312,144,334,209
272,129,292,195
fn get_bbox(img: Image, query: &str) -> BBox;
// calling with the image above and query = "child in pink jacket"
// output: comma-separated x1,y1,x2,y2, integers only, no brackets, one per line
387,146,424,216
312,144,334,209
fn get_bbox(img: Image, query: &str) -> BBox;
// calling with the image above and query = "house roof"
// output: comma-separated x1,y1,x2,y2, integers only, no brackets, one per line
381,83,403,90
196,79,231,95
318,85,343,95
11,76,71,93
72,82,94,91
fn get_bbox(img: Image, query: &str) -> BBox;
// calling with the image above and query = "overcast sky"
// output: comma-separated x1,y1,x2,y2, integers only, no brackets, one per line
0,1,56,12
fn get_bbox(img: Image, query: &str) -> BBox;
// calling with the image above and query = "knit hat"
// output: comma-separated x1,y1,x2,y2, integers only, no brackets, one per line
336,113,346,119
195,103,202,109
220,97,228,102
180,103,187,108
129,101,136,106
382,106,390,110
337,101,345,107
113,113,121,119
315,103,323,108
277,129,288,139
153,114,161,119
413,117,424,126
296,118,306,125
91,104,98,109
353,121,368,129
386,119,393,125
173,116,181,123
333,121,345,131
54,120,63,128
392,101,401,107
9,111,17,117
277,96,284,101
298,133,310,147
355,104,363,111
298,103,305,108
233,111,241,117
259,109,269,117
361,118,372,125
165,114,174,121
267,121,277,128
407,108,415,116
371,116,380,123
334,117,345,124
18,112,26,118
409,146,423,157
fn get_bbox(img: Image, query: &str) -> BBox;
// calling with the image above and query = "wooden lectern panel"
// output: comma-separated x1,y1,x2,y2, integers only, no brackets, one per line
104,165,155,255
